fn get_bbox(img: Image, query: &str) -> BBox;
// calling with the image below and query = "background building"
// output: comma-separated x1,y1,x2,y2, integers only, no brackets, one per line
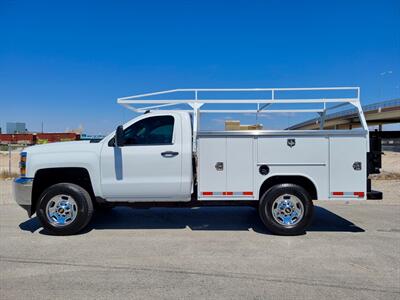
6,122,26,134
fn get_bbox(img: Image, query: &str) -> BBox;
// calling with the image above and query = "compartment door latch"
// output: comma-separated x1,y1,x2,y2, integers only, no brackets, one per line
353,161,362,171
215,162,224,171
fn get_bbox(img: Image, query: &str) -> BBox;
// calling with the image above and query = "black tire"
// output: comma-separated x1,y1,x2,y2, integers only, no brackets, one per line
36,183,94,235
259,183,313,235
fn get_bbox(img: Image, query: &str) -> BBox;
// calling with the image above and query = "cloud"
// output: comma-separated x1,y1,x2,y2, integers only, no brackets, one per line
380,70,393,76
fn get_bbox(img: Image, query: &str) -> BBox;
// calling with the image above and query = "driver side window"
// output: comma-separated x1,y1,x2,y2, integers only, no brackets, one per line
123,116,174,146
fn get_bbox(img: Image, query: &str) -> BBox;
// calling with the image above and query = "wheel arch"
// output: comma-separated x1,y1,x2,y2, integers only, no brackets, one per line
32,167,95,215
259,175,318,201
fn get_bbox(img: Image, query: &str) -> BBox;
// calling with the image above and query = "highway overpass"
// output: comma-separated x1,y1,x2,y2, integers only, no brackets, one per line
288,99,400,130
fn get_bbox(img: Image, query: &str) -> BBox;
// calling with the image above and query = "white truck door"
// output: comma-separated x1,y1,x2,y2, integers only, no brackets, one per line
100,114,183,201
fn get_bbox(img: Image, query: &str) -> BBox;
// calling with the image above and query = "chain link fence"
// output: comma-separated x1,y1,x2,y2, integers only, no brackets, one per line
0,144,27,179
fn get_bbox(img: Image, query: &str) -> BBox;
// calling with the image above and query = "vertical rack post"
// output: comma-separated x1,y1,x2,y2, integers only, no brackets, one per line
191,90,203,153
355,87,370,151
319,101,326,130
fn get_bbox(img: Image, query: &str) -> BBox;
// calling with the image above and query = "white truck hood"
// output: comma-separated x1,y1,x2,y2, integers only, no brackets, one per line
25,140,102,154
22,140,106,178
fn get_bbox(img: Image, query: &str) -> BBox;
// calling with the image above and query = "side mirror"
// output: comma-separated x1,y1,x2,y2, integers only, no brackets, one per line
115,125,125,147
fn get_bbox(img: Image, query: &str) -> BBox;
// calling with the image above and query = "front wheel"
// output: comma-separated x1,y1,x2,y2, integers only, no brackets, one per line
259,183,313,235
36,183,94,235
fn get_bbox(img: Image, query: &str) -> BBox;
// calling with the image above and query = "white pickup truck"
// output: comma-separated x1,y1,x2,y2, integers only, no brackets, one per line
13,87,382,235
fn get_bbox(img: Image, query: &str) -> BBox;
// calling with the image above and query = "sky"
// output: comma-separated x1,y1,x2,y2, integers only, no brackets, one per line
1,0,399,134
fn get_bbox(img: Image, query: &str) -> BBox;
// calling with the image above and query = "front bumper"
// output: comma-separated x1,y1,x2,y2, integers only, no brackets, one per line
13,177,34,216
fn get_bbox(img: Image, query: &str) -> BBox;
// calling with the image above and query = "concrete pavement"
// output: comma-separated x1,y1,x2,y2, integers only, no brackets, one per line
1,197,399,299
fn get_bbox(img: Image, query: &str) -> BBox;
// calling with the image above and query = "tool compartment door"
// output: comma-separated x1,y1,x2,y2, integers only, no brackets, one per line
197,136,254,200
329,136,367,199
198,137,226,198
226,137,254,199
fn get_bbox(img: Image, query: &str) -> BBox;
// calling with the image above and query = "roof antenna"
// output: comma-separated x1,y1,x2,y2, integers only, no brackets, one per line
144,110,150,114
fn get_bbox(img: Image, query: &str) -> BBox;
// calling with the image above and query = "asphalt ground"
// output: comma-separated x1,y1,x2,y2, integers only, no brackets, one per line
0,180,399,299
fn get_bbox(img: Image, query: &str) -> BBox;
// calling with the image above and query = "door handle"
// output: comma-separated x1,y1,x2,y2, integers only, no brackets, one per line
161,151,179,158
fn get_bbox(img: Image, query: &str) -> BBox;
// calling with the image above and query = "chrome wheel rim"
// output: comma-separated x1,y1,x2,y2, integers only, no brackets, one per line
271,194,304,226
46,194,78,227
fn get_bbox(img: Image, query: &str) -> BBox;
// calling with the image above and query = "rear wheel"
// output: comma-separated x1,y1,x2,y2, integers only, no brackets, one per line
36,183,94,235
259,183,313,235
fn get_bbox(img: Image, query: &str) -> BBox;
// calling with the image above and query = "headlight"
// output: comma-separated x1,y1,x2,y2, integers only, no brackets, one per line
20,152,27,177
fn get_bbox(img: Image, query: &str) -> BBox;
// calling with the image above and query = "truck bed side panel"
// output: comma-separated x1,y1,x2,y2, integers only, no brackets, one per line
197,131,368,201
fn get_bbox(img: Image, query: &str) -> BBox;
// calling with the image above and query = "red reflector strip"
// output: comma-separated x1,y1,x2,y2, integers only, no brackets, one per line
201,191,254,197
331,192,365,198
332,192,344,196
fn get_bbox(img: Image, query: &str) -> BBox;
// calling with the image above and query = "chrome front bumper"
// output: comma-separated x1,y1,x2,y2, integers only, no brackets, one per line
13,177,34,216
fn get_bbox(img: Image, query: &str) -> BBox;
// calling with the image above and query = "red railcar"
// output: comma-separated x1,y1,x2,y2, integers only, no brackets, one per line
36,133,79,144
0,134,35,144
0,133,80,145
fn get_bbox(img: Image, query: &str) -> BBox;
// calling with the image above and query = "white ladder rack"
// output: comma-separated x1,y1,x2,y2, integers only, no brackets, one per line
117,87,367,133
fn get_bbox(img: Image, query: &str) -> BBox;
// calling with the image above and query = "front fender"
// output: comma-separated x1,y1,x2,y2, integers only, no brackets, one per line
26,152,102,197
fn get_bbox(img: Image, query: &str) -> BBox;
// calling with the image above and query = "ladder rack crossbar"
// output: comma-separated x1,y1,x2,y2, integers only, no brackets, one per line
118,98,358,104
